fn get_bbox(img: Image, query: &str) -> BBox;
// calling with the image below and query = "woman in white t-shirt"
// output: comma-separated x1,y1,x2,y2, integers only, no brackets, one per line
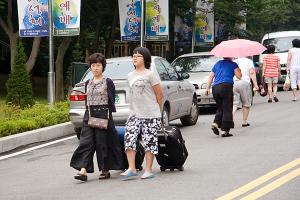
121,47,163,180
287,39,300,101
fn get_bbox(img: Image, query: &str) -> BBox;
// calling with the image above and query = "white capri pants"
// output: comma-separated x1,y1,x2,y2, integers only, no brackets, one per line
290,66,300,89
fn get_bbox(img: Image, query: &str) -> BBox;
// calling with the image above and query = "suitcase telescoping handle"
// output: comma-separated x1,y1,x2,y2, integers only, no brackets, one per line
160,120,168,141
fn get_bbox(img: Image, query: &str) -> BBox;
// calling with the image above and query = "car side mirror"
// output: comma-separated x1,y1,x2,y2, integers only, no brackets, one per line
181,72,190,79
71,62,89,87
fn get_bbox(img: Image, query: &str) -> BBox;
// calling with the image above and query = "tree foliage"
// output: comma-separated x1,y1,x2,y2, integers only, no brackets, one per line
6,40,34,108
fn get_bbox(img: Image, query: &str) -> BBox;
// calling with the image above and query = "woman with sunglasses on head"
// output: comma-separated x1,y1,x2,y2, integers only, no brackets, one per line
70,53,123,182
121,47,163,180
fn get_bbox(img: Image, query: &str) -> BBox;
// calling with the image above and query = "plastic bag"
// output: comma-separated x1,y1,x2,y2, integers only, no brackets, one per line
283,75,291,91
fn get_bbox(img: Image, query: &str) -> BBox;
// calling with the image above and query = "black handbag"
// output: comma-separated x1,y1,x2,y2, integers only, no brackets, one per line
87,105,109,129
259,76,268,97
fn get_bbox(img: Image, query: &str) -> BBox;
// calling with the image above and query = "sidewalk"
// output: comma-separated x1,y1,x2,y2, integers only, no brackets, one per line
0,122,74,154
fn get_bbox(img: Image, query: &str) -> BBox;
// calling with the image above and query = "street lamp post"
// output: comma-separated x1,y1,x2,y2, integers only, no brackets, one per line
140,0,144,47
48,0,55,105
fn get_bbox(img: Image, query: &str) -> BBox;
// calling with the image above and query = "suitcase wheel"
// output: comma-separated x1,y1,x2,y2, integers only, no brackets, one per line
160,167,166,172
137,166,143,171
178,166,184,171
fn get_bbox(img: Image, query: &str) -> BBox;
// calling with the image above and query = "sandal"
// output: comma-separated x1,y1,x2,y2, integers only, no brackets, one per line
74,173,87,182
211,123,219,135
242,123,250,127
99,172,110,180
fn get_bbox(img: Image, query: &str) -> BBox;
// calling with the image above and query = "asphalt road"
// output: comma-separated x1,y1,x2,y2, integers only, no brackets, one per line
0,91,299,200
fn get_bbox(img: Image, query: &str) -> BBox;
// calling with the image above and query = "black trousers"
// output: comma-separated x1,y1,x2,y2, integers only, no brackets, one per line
212,83,234,131
70,111,123,173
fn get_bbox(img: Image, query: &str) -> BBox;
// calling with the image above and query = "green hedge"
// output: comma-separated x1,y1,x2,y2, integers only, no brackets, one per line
0,102,69,137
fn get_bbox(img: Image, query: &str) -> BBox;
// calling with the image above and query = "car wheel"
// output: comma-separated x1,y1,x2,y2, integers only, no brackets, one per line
74,127,82,140
162,106,169,126
180,98,199,126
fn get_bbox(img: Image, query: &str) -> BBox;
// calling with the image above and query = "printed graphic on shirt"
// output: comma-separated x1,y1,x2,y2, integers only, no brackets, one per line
130,77,146,98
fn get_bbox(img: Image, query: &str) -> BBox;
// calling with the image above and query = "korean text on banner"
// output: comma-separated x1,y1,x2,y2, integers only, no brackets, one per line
53,0,81,36
17,0,49,37
195,1,214,46
118,0,141,41
145,0,169,41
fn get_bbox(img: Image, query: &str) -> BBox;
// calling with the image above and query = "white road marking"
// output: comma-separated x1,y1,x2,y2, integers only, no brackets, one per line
0,135,76,161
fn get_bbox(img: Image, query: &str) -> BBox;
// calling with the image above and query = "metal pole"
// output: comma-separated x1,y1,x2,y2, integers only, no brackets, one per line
191,0,197,53
140,0,144,47
48,0,55,105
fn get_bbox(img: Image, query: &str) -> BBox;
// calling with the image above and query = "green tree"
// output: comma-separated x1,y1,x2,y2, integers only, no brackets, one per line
6,40,34,108
0,0,41,73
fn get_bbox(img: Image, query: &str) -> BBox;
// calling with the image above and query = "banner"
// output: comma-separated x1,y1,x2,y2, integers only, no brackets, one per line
118,0,141,41
145,0,169,41
195,1,214,46
53,0,81,36
17,0,49,37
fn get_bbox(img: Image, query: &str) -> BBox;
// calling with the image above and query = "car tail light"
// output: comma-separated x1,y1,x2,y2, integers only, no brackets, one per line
69,90,86,101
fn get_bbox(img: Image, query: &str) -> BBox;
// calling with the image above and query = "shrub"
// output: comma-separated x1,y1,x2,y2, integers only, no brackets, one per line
0,101,69,137
6,40,34,108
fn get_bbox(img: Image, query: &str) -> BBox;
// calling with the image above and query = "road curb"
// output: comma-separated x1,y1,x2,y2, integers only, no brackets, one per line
0,122,74,154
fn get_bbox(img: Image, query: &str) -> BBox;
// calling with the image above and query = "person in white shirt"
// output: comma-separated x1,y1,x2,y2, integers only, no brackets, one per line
286,39,300,101
233,57,259,127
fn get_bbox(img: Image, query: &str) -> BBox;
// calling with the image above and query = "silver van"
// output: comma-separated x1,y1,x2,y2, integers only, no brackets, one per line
69,56,199,137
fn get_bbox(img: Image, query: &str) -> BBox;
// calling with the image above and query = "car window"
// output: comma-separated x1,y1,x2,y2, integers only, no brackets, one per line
154,59,171,81
160,59,179,81
172,56,221,73
82,60,135,81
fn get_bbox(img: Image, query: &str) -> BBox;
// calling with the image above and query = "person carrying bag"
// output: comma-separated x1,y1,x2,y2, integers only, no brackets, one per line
70,53,123,182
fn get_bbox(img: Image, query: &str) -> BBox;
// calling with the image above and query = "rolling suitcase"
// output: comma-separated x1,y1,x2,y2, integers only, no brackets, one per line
115,126,144,171
156,126,188,171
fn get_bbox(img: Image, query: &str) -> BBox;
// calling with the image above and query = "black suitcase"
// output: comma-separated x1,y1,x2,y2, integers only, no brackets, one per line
156,126,188,171
116,126,144,171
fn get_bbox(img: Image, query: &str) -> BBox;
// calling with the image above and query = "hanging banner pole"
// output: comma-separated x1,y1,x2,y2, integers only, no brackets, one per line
48,0,55,105
191,0,197,53
140,0,144,47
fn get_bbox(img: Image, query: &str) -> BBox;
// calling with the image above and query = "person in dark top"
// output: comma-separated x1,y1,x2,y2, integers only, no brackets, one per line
205,58,242,137
70,53,123,182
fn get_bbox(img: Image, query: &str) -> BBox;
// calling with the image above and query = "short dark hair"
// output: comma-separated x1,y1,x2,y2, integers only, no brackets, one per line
267,45,275,53
132,47,152,69
88,53,107,72
292,39,300,48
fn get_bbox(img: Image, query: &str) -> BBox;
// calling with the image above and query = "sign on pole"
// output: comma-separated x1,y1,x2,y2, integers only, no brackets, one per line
145,0,169,41
17,0,49,37
118,0,141,41
194,1,214,46
53,0,81,36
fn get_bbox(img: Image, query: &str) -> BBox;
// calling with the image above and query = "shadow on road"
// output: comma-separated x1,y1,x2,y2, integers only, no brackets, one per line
198,107,217,115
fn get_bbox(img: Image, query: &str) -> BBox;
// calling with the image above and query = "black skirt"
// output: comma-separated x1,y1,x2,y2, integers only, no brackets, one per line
70,109,123,173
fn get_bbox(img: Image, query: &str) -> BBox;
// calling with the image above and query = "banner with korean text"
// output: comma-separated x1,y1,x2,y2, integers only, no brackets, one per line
195,1,214,46
17,0,49,37
145,0,169,41
53,0,81,36
118,0,141,41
